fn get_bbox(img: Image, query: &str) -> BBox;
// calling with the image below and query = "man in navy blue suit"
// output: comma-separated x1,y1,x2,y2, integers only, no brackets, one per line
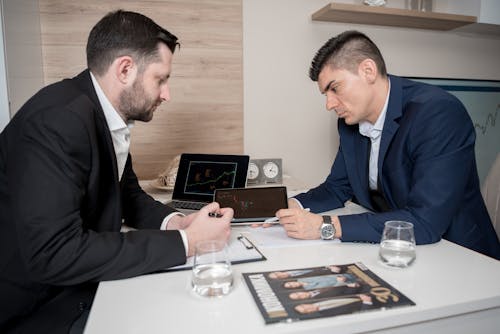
276,31,499,259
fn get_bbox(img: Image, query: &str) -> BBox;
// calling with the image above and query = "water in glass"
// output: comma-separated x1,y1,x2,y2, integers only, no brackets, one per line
379,221,416,268
192,240,233,297
379,239,416,267
192,262,233,297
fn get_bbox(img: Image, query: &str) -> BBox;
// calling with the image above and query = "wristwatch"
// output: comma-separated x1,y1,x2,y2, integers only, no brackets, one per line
320,215,336,240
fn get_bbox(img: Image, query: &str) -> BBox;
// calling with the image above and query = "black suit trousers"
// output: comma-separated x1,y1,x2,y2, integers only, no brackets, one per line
2,284,96,334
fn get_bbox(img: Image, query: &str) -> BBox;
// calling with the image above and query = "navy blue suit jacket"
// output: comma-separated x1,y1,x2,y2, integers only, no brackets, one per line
296,75,500,259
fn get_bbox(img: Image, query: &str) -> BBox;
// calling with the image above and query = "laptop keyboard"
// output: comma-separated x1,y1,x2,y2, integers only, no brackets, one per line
170,200,206,210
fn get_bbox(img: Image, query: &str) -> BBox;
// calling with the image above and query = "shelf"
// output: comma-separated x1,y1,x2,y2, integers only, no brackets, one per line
311,3,477,31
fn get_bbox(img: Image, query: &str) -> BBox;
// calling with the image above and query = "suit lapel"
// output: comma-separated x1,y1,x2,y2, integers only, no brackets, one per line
356,135,371,193
342,124,372,207
378,75,403,198
72,70,122,228
74,70,120,182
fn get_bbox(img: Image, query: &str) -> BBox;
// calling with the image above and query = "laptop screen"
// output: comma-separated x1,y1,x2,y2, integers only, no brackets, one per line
184,161,238,196
172,153,249,202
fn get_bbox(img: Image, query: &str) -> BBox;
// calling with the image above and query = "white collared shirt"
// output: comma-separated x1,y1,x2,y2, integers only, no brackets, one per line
89,72,188,255
90,73,131,181
358,79,391,190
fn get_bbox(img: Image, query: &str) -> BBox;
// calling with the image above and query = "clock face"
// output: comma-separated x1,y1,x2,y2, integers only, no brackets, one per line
247,162,259,180
263,161,279,179
248,158,282,185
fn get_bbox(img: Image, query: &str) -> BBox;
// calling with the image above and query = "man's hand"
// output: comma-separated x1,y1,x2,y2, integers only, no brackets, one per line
166,214,194,230
276,208,323,239
250,198,301,229
287,198,302,209
184,202,233,257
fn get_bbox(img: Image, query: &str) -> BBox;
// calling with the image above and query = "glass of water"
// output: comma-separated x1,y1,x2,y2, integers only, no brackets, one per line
192,240,233,297
379,221,416,268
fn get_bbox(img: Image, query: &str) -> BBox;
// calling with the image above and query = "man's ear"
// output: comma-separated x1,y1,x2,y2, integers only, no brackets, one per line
358,59,378,84
114,56,136,85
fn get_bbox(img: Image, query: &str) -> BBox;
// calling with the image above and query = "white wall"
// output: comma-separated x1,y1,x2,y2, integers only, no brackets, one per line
1,0,44,119
243,0,500,188
0,2,10,132
478,0,500,24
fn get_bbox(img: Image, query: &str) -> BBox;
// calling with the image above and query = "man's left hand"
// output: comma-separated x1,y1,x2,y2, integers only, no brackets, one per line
276,208,323,239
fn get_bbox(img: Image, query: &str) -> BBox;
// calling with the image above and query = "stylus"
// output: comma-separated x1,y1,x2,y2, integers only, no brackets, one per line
208,212,223,218
264,216,280,223
263,208,310,223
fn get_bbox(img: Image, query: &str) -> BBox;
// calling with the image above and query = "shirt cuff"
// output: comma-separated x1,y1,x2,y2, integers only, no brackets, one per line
290,197,304,209
160,212,189,257
160,212,185,230
178,230,189,257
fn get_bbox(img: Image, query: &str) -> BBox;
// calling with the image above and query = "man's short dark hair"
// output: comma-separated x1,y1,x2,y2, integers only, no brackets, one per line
87,10,179,76
309,30,387,81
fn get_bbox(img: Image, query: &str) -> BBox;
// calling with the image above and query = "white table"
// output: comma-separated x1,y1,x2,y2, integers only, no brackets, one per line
84,202,500,333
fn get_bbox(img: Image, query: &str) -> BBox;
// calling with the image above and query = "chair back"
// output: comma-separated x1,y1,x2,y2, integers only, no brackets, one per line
482,153,500,241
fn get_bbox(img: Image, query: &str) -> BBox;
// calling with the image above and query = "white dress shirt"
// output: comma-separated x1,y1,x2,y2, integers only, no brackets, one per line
90,73,131,181
358,79,391,190
90,73,188,255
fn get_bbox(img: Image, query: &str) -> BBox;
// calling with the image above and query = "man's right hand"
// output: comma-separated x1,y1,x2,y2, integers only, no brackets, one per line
184,202,233,257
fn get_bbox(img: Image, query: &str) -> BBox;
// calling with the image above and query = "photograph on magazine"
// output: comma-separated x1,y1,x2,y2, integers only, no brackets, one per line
242,262,415,324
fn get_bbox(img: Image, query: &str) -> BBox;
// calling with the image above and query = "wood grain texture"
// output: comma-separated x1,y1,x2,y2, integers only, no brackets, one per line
39,0,243,179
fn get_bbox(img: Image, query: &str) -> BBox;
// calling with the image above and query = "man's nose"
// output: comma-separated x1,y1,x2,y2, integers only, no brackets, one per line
326,94,339,111
160,83,171,102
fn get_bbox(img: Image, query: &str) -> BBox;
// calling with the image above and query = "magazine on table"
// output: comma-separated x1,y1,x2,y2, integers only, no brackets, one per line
242,262,415,324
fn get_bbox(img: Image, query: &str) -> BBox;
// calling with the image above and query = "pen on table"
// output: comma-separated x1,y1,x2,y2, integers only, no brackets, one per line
208,212,223,218
263,208,310,223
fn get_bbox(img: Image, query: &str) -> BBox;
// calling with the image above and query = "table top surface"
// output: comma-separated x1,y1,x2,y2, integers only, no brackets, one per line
84,202,500,334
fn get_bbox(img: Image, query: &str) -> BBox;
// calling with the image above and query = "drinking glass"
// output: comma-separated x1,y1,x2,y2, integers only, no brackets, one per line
192,240,233,297
379,221,416,268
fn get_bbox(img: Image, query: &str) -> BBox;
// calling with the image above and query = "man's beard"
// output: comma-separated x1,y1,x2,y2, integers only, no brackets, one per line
119,78,158,122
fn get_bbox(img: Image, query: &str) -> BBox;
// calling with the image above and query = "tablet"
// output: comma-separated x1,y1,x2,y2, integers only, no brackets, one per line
214,186,288,223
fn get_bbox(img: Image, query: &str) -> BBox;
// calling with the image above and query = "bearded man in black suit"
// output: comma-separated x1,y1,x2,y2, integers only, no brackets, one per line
0,10,233,333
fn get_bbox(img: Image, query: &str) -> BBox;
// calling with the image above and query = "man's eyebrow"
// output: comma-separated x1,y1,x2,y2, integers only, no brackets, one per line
322,80,335,94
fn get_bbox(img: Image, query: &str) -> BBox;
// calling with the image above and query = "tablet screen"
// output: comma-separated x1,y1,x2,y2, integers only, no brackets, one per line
214,187,288,222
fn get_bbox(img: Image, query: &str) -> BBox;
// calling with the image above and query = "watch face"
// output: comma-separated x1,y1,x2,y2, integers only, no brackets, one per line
263,161,279,179
247,162,259,180
321,224,334,239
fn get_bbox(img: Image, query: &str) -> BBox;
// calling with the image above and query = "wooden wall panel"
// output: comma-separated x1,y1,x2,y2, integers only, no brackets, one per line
38,0,243,179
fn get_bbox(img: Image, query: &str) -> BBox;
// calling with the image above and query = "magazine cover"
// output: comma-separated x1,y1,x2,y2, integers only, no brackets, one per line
242,262,415,324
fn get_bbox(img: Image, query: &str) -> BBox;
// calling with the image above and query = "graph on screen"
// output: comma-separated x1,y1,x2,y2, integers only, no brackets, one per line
216,192,254,213
184,161,237,195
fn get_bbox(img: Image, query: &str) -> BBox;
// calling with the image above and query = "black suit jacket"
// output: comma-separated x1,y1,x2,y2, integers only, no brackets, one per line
0,70,185,331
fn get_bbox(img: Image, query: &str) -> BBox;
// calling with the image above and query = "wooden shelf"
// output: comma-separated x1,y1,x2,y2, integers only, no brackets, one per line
312,3,477,31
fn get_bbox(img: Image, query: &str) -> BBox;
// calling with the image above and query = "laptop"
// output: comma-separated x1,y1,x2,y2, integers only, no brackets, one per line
214,186,288,224
167,153,249,213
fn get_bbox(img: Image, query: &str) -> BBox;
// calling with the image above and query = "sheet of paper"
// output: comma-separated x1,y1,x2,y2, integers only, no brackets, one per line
235,202,369,249
238,226,339,249
169,233,264,271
